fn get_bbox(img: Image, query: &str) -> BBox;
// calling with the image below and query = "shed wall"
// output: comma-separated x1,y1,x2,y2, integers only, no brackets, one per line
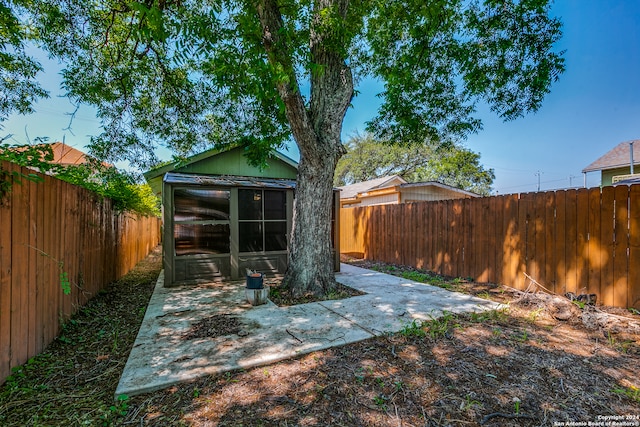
181,149,297,179
147,147,298,197
603,166,634,186
356,193,399,206
163,180,294,286
400,186,472,203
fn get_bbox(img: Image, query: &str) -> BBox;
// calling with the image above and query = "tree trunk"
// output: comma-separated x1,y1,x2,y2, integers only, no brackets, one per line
285,154,339,296
255,0,353,296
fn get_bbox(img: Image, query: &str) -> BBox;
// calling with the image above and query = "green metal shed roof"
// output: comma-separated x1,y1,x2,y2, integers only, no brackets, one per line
164,172,296,189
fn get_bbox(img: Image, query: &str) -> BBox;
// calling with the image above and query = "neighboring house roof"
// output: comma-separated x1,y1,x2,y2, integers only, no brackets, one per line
337,175,479,200
337,175,407,199
582,139,640,173
48,142,90,166
2,142,96,166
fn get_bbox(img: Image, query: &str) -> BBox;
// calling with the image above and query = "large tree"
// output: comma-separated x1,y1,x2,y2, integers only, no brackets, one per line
412,146,495,196
335,133,495,195
24,0,564,296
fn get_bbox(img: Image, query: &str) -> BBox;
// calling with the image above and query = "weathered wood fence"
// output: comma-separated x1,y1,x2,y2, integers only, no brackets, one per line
341,185,640,310
0,160,161,384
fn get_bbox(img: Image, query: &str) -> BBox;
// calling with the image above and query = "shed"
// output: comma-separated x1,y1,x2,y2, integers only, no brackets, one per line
146,146,340,286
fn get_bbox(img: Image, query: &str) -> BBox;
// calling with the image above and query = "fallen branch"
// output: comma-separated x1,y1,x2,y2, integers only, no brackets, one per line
523,273,557,295
593,306,640,322
286,329,303,343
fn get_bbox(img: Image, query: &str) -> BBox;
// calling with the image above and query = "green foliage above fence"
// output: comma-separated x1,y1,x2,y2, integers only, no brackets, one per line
0,143,159,216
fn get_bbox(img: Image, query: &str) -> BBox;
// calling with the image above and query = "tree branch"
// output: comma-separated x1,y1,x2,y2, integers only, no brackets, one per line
309,0,353,155
254,0,315,150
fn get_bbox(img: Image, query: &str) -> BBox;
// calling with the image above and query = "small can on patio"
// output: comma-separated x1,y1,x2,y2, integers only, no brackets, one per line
246,272,264,289
245,287,269,306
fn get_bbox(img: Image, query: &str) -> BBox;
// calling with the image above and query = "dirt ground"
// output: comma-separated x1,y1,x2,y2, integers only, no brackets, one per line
1,249,639,426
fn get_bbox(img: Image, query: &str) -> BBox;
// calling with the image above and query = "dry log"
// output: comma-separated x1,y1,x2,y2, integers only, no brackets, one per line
518,274,640,339
540,293,580,321
582,307,640,341
516,291,580,320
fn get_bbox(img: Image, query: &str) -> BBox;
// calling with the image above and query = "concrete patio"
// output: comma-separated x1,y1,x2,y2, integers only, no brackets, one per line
115,264,502,398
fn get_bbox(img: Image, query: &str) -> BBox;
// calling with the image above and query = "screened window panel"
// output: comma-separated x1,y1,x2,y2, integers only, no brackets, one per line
238,189,263,220
239,222,263,252
174,189,230,221
174,223,230,255
264,222,287,251
264,190,286,220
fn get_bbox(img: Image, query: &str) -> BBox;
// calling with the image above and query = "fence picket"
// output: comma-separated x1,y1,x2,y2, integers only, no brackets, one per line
0,167,12,382
544,192,556,289
501,194,518,286
576,189,590,294
34,174,45,355
453,199,464,277
613,186,629,308
10,163,30,371
587,188,602,300
629,185,640,309
415,203,425,269
476,197,488,282
434,202,443,274
490,196,501,284
461,198,470,278
426,200,433,270
443,200,452,276
600,187,615,306
565,190,578,295
554,191,567,295
533,192,546,285
44,176,56,347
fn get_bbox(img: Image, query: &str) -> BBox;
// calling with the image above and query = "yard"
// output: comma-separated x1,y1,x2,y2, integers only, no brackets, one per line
0,248,638,426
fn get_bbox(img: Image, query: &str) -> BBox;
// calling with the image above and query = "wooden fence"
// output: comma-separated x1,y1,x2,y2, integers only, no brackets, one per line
340,185,640,310
0,160,161,384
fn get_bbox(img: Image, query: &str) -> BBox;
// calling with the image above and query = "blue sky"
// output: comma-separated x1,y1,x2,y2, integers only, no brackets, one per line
2,0,639,194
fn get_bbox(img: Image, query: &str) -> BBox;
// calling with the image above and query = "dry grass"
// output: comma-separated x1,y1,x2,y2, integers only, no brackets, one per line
1,250,639,426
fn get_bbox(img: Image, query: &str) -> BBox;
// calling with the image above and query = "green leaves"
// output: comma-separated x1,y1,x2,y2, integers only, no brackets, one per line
0,142,160,216
128,1,170,43
54,159,161,216
13,0,562,174
414,146,495,196
334,133,494,195
59,270,71,295
460,0,565,120
364,0,564,144
0,1,49,123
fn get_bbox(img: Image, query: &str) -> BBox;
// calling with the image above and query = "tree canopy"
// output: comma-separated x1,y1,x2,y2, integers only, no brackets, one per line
335,133,495,196
0,0,48,125
8,0,564,295
21,0,564,169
